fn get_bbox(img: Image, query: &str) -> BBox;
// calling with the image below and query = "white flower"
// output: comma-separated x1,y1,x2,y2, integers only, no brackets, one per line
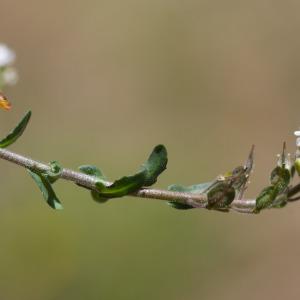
2,67,18,85
0,44,16,67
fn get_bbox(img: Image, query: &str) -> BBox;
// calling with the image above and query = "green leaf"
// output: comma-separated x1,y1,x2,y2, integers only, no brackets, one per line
45,161,62,184
95,171,146,198
79,165,106,180
167,182,212,209
168,182,212,193
79,165,110,202
90,190,110,203
140,144,168,186
167,202,194,210
80,145,167,202
0,111,31,148
255,180,289,213
27,169,63,210
255,186,277,212
255,144,291,213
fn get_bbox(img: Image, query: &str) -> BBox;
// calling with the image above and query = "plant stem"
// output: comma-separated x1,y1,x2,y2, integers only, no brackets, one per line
0,148,299,214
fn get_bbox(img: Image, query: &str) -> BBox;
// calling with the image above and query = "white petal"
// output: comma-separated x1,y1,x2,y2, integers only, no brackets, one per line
294,131,300,137
0,44,16,67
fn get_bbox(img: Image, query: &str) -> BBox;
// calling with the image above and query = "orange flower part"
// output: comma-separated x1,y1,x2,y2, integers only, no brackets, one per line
0,92,11,110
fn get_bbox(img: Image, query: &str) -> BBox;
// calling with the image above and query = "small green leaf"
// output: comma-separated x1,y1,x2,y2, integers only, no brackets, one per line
140,144,168,186
0,111,31,148
79,165,106,180
79,165,110,202
255,181,289,213
45,161,62,184
27,169,63,210
255,186,277,212
255,144,291,213
167,182,212,209
95,171,146,198
168,182,212,193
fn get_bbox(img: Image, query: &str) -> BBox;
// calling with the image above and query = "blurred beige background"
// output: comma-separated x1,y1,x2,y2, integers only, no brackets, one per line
1,0,300,299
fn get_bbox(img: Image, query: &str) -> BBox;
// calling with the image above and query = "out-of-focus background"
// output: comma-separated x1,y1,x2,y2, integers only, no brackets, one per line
1,1,300,299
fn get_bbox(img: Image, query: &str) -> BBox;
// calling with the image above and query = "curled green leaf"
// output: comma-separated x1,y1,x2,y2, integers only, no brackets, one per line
80,166,147,200
90,190,110,204
95,171,146,198
80,145,168,202
27,169,63,210
140,144,168,186
0,110,31,148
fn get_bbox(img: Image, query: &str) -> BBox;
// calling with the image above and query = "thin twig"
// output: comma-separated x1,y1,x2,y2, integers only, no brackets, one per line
0,148,299,214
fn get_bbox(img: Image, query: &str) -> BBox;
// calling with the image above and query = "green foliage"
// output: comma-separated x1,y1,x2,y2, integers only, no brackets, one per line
168,163,252,211
255,143,291,213
27,169,63,210
0,110,62,210
140,144,168,186
94,172,146,198
79,145,168,203
78,165,108,203
0,111,31,148
206,182,235,210
78,165,106,181
90,190,110,203
45,161,63,184
168,182,212,194
167,146,254,211
167,182,212,209
2,109,300,214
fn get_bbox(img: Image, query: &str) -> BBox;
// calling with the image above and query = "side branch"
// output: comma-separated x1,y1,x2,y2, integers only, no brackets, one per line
0,148,293,214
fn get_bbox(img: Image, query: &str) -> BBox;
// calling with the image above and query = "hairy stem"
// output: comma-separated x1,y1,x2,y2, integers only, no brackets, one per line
0,148,298,214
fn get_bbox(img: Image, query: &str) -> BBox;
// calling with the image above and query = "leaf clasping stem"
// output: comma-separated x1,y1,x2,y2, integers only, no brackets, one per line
2,147,299,214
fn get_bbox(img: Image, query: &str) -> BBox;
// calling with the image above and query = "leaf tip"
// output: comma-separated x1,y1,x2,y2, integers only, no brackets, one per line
153,144,167,156
52,203,64,210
